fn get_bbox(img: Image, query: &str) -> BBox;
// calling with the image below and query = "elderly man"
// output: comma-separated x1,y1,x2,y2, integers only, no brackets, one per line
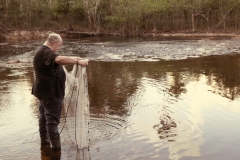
32,33,88,150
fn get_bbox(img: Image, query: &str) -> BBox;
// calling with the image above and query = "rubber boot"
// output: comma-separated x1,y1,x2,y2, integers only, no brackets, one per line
50,136,61,150
40,144,51,159
40,134,50,145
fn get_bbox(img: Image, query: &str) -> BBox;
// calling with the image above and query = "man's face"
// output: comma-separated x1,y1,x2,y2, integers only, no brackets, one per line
52,40,62,52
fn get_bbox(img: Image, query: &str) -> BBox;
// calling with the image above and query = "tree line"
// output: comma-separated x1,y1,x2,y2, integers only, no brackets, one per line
1,0,240,35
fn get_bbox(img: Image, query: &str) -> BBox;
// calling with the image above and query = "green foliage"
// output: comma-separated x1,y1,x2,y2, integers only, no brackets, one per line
53,0,70,15
0,3,5,12
71,4,85,20
142,0,169,13
104,16,126,30
1,0,240,32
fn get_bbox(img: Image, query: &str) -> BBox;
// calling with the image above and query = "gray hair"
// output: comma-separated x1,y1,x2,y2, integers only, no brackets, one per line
46,33,62,43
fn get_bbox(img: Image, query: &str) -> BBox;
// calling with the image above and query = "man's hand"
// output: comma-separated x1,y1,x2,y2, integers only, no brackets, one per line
74,57,82,60
77,59,88,67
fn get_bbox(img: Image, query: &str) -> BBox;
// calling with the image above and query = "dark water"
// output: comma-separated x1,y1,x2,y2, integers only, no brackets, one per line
1,36,240,160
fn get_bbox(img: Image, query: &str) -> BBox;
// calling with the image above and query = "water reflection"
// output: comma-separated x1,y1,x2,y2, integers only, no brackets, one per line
88,54,240,117
87,56,240,159
1,38,240,159
0,67,39,159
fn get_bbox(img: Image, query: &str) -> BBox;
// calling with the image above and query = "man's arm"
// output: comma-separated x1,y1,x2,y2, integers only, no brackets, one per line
55,56,88,66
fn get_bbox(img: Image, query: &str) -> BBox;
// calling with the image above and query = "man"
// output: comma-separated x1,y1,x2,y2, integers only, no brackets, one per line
32,33,88,150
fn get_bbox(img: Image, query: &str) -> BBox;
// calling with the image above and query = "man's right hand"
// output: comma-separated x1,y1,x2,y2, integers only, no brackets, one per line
78,59,89,67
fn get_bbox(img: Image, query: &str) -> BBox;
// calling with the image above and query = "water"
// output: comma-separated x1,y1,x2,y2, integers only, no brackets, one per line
1,36,240,160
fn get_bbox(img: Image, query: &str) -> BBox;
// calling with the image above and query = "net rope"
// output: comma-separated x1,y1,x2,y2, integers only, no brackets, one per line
62,64,90,150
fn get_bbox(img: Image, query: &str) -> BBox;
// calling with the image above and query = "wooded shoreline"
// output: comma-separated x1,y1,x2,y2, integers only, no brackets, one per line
2,0,240,40
1,29,239,41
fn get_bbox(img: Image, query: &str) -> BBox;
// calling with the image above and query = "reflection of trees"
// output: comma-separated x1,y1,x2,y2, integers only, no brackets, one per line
87,55,240,118
168,72,186,97
204,55,240,100
87,62,139,117
166,54,240,101
0,67,39,116
184,54,240,100
87,61,170,117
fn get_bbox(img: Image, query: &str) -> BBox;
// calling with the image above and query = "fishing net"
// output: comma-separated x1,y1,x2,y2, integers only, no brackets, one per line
63,64,90,150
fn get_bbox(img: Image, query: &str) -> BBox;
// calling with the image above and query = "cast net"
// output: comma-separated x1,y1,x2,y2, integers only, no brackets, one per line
63,64,90,149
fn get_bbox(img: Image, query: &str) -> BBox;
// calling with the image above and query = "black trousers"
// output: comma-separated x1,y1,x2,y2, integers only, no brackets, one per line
39,98,63,139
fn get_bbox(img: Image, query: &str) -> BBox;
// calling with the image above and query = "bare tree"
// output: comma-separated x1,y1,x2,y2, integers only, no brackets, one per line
5,0,10,18
82,0,101,33
212,1,240,31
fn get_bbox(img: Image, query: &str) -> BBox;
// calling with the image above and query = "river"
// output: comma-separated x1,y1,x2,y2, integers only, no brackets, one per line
0,36,240,160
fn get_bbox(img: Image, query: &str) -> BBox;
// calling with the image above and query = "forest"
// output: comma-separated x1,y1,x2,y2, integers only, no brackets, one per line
1,0,240,36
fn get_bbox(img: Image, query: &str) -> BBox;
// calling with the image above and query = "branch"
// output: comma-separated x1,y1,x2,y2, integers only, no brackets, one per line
200,13,208,21
0,21,7,29
212,1,240,30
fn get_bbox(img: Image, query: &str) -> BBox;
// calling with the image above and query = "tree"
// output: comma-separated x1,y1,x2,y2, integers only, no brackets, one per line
82,0,102,32
141,0,169,32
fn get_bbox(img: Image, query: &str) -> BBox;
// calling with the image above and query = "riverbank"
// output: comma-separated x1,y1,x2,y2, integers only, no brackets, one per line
1,29,240,41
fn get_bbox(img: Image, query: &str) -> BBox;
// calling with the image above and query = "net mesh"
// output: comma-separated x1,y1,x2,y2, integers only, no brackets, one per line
63,65,90,149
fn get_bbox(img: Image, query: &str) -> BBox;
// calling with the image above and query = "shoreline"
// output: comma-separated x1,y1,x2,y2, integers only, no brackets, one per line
1,30,240,41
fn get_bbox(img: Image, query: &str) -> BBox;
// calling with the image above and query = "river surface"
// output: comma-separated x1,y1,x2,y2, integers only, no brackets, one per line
1,36,240,160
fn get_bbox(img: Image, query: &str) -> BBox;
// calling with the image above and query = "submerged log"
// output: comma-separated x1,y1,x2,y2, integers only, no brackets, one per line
60,31,100,37
6,60,20,64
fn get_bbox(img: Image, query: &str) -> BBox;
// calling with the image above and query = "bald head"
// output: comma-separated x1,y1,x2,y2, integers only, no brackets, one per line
44,33,63,52
46,33,62,44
